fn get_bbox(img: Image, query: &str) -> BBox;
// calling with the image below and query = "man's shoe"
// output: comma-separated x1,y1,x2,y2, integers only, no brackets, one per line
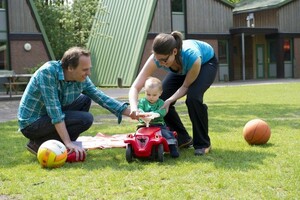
178,137,193,148
26,140,40,155
194,146,211,156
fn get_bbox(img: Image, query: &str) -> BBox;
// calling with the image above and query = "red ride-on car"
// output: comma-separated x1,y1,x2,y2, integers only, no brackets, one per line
124,126,170,162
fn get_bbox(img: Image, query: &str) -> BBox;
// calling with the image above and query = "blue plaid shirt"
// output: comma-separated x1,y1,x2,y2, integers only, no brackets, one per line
18,61,128,130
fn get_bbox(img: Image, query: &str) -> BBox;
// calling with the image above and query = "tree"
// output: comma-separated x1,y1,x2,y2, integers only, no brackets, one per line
34,0,99,59
228,0,241,4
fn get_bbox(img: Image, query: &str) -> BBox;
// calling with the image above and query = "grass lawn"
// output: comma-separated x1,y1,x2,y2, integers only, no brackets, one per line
0,82,299,199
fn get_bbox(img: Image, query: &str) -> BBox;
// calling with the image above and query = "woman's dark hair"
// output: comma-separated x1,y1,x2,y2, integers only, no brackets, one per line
152,31,183,65
61,47,91,70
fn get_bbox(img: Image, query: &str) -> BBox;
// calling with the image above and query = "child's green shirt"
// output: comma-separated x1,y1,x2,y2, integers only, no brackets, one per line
138,98,166,125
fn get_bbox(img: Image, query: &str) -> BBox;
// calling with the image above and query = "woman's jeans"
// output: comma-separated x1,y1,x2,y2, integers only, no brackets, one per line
160,56,218,149
21,94,94,144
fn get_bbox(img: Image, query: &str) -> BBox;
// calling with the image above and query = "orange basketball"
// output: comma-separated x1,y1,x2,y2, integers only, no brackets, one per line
243,119,271,145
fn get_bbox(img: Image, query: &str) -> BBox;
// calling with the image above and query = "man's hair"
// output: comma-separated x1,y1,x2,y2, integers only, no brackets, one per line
144,77,162,92
61,47,91,69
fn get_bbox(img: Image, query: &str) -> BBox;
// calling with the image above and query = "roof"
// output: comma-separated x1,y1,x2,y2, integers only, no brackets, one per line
28,0,55,59
87,0,157,87
233,0,294,13
219,0,235,8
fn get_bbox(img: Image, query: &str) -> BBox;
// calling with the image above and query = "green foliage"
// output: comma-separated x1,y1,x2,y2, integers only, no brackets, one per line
228,0,241,4
25,62,44,74
33,0,99,59
0,82,299,199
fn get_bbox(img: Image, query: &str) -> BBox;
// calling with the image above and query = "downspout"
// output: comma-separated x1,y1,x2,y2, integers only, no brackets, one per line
242,32,245,81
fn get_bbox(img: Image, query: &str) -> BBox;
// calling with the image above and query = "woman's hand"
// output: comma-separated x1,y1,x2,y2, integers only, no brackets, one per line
162,99,173,113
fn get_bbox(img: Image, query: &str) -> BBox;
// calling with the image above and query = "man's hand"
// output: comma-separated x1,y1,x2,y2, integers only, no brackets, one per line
65,142,87,161
129,110,140,120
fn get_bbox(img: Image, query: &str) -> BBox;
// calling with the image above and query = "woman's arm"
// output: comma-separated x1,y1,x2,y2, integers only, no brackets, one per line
129,55,157,119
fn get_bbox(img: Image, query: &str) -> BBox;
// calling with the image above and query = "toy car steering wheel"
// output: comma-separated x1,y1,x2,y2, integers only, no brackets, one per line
138,112,160,127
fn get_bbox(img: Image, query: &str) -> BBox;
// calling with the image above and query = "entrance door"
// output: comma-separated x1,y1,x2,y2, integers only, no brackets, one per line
284,39,293,78
218,40,229,81
256,45,264,78
268,40,277,78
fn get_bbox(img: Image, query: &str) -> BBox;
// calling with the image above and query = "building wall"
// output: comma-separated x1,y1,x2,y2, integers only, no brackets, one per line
7,0,51,73
149,0,172,33
8,0,39,33
278,0,300,32
294,38,300,78
203,39,219,82
187,0,233,34
233,9,278,28
10,40,48,73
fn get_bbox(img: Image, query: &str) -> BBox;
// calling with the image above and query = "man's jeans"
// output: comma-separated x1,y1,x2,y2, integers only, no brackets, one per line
21,94,93,144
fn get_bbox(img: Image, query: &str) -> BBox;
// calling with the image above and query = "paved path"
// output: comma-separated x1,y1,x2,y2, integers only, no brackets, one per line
0,79,299,123
0,88,130,123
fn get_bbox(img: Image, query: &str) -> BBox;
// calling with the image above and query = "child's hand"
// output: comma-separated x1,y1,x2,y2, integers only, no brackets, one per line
137,113,152,118
139,112,159,119
138,112,160,127
149,112,160,119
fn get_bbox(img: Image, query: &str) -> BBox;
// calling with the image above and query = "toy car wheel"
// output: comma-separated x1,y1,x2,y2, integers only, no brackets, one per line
126,144,133,163
150,145,157,160
157,144,164,162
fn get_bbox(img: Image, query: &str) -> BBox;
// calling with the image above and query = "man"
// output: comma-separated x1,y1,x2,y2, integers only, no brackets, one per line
18,47,130,161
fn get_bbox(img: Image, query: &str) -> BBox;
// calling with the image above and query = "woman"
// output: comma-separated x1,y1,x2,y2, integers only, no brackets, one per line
129,31,218,156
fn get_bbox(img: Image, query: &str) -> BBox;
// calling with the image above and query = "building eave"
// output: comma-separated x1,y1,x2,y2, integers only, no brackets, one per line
229,27,279,35
233,0,294,14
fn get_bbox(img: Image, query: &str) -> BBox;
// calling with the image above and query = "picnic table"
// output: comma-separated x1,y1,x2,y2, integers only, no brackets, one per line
0,72,32,98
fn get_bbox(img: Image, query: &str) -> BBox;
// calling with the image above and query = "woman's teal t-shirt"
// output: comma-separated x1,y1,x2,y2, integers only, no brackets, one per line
155,40,214,75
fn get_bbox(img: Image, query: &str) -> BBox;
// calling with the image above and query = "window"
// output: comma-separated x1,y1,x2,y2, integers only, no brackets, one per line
171,0,183,12
218,40,228,64
283,39,291,61
0,0,5,8
171,0,185,33
0,0,7,69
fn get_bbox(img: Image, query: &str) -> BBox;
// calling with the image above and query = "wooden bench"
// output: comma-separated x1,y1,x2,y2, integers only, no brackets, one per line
3,81,29,94
0,70,32,98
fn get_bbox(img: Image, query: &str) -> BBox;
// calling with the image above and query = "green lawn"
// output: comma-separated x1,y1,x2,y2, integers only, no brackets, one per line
0,82,299,199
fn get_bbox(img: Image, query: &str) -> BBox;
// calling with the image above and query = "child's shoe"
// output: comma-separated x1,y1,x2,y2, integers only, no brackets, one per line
169,144,179,158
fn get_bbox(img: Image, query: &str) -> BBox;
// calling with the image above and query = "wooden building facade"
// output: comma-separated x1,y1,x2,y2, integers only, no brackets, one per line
231,0,300,80
141,0,235,81
1,0,299,88
0,0,54,74
140,0,300,82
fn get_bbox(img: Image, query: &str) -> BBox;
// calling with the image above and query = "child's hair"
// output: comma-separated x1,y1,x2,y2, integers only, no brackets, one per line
144,77,162,92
